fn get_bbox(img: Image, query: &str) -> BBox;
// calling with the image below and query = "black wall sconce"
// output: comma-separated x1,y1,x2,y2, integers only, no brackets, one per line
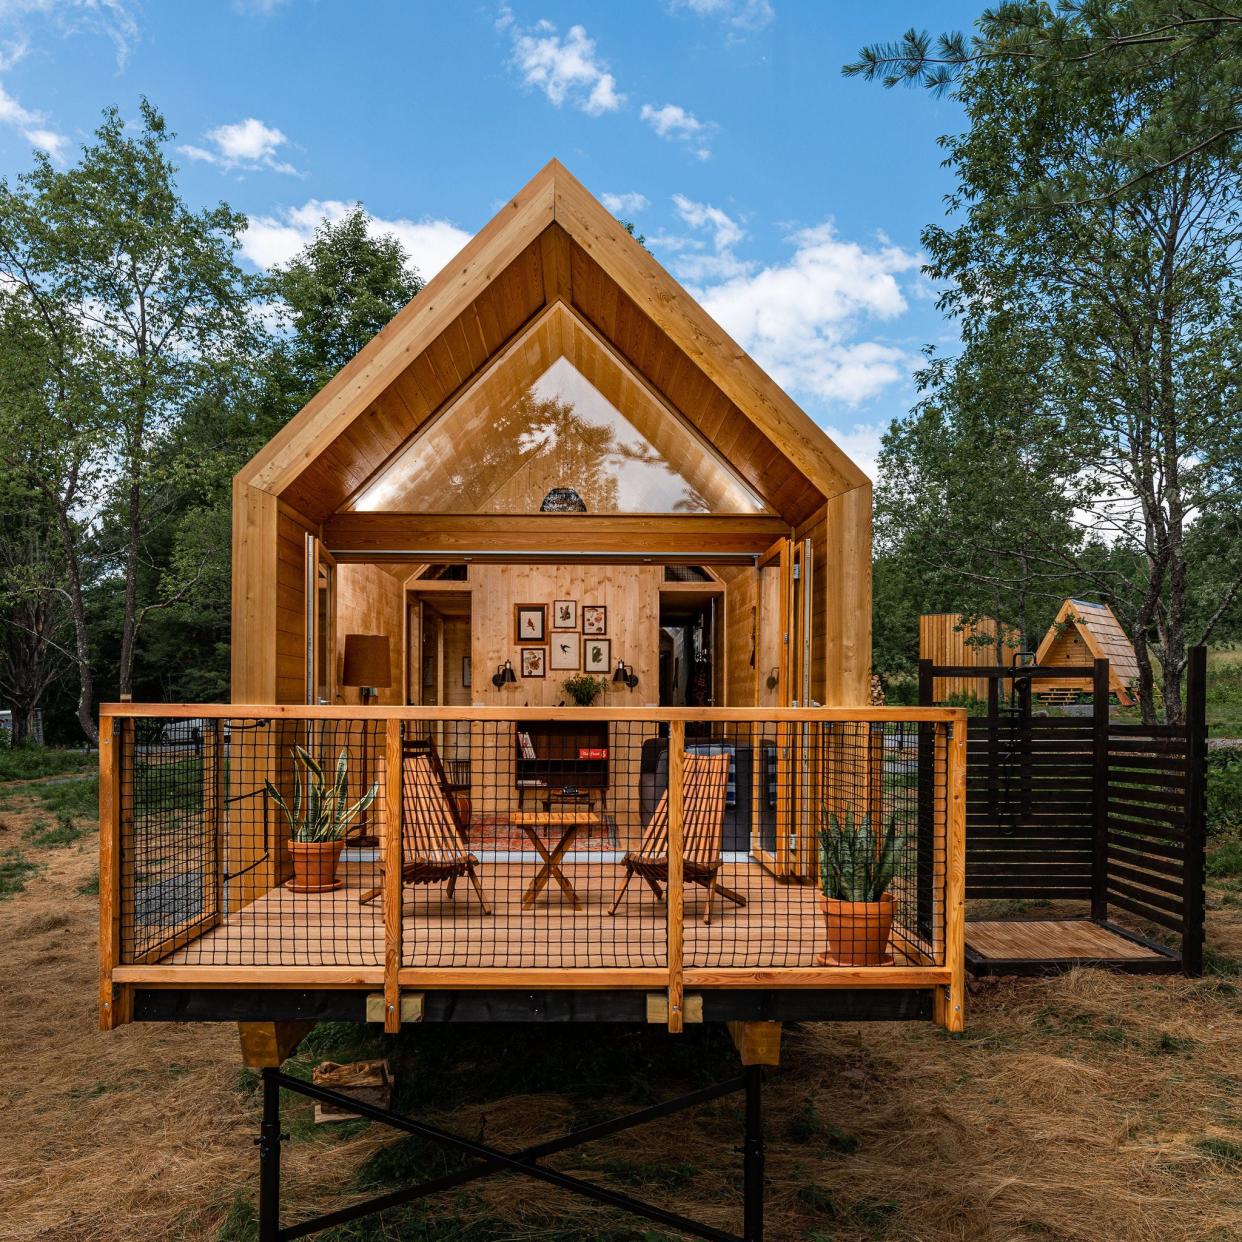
613,659,639,692
492,659,517,689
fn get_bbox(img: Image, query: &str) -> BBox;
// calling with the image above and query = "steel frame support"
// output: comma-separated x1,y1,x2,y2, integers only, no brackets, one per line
255,1063,765,1241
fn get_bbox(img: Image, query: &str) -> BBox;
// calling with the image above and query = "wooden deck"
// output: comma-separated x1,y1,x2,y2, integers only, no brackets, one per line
161,856,930,972
965,917,1178,975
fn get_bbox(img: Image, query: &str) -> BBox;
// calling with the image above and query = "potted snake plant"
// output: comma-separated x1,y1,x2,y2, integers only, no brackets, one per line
816,808,905,966
265,746,378,892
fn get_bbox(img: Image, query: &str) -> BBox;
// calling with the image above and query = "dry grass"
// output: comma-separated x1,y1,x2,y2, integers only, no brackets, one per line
1,779,1241,1241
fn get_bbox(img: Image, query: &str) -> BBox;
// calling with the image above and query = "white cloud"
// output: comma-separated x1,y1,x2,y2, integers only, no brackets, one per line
0,0,140,66
507,17,624,116
652,194,750,281
181,117,301,176
241,199,472,281
0,80,66,160
688,222,922,408
640,102,714,160
672,193,743,251
668,0,774,30
600,190,648,216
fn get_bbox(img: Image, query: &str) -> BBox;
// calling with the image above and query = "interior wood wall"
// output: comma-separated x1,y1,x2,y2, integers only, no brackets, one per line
469,562,661,832
336,563,405,707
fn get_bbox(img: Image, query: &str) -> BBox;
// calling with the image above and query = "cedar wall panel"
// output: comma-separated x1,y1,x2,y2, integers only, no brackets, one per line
808,484,872,707
335,563,405,707
274,507,314,705
719,566,758,707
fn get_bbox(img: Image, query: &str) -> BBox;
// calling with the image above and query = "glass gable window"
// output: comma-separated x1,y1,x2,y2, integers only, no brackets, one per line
347,316,769,514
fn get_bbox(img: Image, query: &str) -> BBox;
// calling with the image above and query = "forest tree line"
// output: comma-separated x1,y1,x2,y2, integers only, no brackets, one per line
0,102,421,744
3,0,1242,740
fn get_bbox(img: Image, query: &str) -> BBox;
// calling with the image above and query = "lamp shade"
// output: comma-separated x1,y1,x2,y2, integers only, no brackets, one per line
342,634,391,688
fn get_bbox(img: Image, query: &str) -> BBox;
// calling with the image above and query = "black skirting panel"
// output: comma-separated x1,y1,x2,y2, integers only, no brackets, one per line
132,987,933,1025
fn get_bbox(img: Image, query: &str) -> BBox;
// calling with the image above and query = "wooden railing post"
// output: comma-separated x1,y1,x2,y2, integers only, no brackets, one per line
940,714,967,1033
98,713,120,1029
383,717,404,1033
667,719,685,1033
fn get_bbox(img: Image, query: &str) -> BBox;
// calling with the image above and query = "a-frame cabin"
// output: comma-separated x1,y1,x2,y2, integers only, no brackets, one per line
97,163,970,1232
1032,598,1140,705
98,164,967,1092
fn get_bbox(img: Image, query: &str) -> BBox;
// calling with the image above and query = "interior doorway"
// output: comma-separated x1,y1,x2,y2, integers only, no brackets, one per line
657,590,719,708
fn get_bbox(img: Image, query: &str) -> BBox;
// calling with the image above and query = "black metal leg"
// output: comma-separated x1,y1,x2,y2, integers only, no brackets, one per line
258,1067,283,1242
743,1065,764,1242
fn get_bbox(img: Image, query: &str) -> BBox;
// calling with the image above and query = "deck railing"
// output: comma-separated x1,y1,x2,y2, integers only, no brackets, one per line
99,705,966,1032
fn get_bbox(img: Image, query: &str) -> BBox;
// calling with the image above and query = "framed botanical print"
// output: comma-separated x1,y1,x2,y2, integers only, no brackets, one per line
514,604,546,644
583,637,611,674
552,600,577,630
549,633,580,671
520,647,546,678
582,605,607,636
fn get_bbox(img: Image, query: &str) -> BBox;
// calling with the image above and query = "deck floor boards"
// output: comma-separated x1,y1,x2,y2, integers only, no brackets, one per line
965,918,1164,963
162,858,930,971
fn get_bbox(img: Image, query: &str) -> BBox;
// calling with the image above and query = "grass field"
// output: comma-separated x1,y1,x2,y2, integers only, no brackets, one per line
1,750,1241,1241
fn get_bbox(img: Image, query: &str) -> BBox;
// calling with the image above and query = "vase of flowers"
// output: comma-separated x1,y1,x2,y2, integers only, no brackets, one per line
562,673,607,707
816,808,904,966
265,746,378,893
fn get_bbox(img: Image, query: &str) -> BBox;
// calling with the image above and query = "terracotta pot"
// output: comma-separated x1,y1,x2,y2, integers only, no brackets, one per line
818,894,895,966
289,839,345,891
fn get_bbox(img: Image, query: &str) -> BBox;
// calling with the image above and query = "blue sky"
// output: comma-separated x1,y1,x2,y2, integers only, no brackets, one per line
0,0,982,476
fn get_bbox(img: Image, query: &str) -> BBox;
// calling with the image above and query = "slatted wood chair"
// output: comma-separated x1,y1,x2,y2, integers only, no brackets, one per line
608,751,744,924
360,741,490,913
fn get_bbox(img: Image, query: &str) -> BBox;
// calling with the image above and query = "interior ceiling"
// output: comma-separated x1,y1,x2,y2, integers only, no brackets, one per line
277,222,828,526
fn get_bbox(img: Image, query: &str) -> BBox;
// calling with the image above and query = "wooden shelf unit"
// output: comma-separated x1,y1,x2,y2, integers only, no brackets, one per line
515,719,610,809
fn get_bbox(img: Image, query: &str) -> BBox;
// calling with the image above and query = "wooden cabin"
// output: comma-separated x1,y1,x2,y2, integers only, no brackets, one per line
1031,599,1140,705
918,613,1021,703
98,163,966,1069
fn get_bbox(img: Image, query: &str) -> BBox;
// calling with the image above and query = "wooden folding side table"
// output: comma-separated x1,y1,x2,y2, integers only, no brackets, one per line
510,810,604,911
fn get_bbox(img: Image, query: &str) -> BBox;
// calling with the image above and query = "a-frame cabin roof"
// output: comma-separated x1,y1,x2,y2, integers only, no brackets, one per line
237,159,868,527
1035,598,1141,691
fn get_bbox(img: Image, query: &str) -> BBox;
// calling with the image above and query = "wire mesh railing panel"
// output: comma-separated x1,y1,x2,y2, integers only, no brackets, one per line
112,709,958,977
119,717,385,967
399,718,665,969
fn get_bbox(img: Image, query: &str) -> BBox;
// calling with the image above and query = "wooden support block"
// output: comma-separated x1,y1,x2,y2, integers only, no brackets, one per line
312,1059,392,1124
366,992,424,1024
727,1021,782,1066
238,1020,316,1068
647,993,703,1024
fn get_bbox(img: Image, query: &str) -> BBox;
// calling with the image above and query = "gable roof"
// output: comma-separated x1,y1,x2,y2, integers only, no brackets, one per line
237,159,868,526
1035,598,1141,695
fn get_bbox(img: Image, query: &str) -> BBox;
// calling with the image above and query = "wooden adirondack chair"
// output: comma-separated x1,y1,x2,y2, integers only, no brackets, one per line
360,742,490,912
608,751,745,924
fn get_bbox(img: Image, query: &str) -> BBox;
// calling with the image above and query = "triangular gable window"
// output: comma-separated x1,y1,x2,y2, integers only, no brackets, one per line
347,307,769,515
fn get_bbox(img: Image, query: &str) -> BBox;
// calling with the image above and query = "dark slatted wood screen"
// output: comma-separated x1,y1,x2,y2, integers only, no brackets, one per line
919,648,1207,974
964,715,1095,900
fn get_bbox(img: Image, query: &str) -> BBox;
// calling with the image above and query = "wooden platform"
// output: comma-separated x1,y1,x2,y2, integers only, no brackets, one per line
965,918,1179,976
161,857,931,972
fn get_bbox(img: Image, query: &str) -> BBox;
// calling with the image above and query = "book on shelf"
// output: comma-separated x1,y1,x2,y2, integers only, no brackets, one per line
516,778,547,788
577,747,608,760
517,730,536,759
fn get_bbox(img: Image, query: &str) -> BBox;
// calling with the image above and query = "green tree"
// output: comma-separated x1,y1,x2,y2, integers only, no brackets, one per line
844,2,1242,201
0,100,256,740
268,205,423,403
850,3,1242,722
